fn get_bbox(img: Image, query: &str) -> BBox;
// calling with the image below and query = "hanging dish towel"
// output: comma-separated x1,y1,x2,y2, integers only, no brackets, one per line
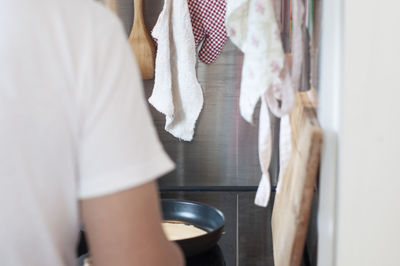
150,0,203,141
276,0,307,194
226,0,305,207
188,0,228,64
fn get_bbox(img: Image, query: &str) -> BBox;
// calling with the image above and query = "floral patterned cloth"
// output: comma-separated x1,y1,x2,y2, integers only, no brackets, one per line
226,0,305,207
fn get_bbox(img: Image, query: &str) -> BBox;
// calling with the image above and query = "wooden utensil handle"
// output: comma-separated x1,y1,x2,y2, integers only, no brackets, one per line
129,0,155,79
133,0,144,27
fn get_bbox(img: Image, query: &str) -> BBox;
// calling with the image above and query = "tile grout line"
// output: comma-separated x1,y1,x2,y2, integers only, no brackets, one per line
236,193,239,266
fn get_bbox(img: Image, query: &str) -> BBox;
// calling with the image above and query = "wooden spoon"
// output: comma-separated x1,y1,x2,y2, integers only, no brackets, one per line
128,0,155,80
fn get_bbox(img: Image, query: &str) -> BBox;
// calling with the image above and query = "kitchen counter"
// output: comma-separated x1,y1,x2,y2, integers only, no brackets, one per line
161,191,274,266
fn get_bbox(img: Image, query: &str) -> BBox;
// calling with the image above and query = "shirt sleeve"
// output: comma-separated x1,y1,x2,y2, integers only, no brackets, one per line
77,8,174,199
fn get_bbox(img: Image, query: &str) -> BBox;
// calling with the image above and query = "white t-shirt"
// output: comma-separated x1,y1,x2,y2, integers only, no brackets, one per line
0,0,174,265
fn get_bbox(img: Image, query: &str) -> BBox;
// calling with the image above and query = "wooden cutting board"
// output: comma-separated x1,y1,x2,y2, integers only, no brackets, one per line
271,92,322,266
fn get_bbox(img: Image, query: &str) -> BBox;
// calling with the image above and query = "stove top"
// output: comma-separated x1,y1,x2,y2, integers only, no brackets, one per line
161,191,274,266
186,245,225,266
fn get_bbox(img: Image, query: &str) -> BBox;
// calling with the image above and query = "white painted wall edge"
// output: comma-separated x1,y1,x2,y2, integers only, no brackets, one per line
317,0,343,265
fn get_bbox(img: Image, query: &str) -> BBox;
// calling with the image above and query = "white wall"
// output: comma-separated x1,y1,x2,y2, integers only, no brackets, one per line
317,0,342,265
318,1,400,265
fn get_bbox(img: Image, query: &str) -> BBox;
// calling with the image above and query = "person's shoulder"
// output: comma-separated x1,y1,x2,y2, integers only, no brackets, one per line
85,0,125,35
57,0,124,35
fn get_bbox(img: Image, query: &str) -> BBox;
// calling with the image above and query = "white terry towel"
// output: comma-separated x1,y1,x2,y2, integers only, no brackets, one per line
226,0,304,207
150,0,203,141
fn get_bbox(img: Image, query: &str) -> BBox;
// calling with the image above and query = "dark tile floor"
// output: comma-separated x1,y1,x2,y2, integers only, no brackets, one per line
161,191,275,266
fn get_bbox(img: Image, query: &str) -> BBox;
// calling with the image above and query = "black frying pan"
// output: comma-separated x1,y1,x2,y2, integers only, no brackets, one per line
161,199,225,257
77,200,225,259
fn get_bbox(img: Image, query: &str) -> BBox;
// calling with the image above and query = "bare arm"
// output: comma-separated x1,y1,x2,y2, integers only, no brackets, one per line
80,181,184,266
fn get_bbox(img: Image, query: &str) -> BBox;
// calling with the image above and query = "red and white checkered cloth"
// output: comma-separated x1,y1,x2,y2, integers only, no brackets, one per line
188,0,228,64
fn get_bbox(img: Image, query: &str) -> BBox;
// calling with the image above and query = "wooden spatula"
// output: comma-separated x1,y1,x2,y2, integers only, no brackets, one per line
128,0,155,80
